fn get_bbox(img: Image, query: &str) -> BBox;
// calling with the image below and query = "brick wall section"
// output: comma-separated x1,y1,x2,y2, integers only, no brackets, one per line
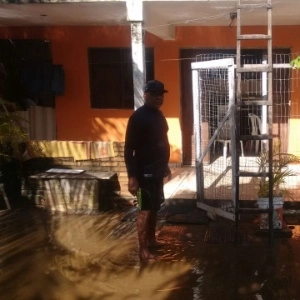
22,142,134,206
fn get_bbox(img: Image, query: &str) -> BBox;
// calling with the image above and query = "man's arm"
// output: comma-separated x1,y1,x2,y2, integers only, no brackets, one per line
128,176,139,196
164,166,172,182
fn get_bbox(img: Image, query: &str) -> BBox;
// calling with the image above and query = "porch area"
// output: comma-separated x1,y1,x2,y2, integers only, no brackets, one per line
163,161,300,209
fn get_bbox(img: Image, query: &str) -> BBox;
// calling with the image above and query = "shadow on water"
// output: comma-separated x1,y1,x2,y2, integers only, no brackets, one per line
1,207,300,300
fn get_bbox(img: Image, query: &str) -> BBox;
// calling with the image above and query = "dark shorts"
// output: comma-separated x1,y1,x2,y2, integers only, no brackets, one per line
137,177,165,211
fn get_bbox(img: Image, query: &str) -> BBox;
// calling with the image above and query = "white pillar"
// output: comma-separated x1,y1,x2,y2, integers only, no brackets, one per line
126,0,145,110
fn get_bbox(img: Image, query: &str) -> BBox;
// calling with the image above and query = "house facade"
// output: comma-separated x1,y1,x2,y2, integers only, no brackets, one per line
0,0,299,166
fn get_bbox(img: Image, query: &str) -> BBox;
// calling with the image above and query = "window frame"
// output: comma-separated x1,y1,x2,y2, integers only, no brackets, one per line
88,47,154,109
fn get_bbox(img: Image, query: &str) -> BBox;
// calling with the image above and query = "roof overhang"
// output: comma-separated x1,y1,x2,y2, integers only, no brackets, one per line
0,0,299,40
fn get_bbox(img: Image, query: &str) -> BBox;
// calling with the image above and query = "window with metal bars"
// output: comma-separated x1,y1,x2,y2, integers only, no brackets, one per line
88,47,154,109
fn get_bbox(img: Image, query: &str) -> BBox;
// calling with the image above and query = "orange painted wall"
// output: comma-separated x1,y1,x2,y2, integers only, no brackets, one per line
0,25,299,162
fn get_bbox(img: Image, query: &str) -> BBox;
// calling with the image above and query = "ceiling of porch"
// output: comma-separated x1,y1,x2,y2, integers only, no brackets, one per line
0,0,299,40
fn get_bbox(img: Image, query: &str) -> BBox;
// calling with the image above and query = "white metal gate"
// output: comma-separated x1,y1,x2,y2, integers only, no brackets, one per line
191,55,299,220
192,58,236,220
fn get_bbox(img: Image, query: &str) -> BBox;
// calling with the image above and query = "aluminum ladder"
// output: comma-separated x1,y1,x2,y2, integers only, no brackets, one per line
234,0,274,242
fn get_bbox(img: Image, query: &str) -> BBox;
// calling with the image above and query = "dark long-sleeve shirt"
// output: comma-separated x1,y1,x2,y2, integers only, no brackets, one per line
124,105,170,179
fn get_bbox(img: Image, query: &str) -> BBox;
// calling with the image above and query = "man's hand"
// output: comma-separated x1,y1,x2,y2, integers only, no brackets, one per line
128,177,139,196
164,166,172,182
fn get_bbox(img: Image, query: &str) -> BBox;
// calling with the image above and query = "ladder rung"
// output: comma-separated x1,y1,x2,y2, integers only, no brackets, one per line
237,4,272,9
238,171,271,177
238,100,271,106
236,65,272,73
239,134,272,141
237,207,271,214
237,34,271,40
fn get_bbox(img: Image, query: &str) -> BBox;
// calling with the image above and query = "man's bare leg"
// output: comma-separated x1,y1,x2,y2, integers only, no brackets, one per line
147,211,163,247
137,210,156,260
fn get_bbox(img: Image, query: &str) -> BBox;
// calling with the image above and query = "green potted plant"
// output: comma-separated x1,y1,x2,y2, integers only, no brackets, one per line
256,142,300,229
290,55,300,69
0,98,27,208
0,98,43,208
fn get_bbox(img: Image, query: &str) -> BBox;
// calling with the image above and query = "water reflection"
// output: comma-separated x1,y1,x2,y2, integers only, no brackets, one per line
1,208,300,299
291,225,300,240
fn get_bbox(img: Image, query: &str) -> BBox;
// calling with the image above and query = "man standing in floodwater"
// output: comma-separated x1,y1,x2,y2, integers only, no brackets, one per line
124,80,172,261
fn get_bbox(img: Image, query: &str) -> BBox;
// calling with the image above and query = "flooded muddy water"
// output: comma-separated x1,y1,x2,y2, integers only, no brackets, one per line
1,208,300,300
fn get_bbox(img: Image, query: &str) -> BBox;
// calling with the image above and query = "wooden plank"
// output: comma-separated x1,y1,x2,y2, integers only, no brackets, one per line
197,202,235,221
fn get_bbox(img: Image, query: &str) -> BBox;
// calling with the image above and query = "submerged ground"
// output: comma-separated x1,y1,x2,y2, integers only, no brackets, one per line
1,204,300,300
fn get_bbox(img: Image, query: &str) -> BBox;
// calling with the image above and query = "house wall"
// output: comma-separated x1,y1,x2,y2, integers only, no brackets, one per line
0,25,299,162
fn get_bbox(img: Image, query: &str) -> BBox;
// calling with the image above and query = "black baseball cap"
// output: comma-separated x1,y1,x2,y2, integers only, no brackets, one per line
144,80,168,93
